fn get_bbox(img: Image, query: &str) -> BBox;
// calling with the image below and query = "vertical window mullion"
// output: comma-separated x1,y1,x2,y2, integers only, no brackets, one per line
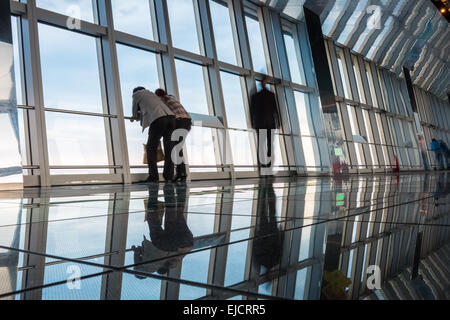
21,0,51,186
97,0,131,183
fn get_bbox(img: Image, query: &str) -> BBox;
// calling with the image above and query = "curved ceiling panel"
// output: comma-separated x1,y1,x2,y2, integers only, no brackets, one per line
260,0,450,100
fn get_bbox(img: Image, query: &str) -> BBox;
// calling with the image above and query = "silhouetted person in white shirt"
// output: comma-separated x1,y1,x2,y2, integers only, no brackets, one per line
131,87,176,182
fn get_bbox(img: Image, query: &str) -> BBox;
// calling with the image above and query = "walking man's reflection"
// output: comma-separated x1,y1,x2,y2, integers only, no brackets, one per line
434,173,450,206
252,181,284,273
132,183,193,276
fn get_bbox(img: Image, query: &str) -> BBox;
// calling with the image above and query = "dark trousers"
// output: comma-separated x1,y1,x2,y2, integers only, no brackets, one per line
174,118,192,176
147,183,193,252
256,129,273,170
147,116,176,181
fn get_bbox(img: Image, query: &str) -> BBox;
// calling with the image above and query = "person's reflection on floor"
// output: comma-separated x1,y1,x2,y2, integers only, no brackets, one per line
252,180,284,274
132,183,193,277
434,173,450,206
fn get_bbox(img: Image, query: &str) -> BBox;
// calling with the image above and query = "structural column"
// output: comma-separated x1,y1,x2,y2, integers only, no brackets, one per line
0,0,23,190
303,8,349,175
403,67,429,170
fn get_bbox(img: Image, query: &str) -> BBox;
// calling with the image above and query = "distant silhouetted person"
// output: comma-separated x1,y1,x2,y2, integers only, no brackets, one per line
250,76,281,173
156,89,192,182
438,139,450,170
131,87,176,182
431,139,444,170
434,172,450,206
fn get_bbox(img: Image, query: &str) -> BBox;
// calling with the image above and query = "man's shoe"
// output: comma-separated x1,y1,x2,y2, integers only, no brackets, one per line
172,173,188,183
146,177,160,183
163,176,174,182
172,166,187,183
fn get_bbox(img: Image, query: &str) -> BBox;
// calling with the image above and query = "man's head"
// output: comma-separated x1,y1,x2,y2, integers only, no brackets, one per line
133,87,146,94
262,76,271,88
432,138,437,142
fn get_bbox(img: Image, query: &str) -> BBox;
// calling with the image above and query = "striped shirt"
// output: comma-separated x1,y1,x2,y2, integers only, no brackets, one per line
162,95,191,120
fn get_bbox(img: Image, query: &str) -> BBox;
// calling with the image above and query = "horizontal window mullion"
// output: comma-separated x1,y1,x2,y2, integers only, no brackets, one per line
114,31,167,54
173,48,213,65
290,83,315,93
217,61,250,77
10,0,26,15
36,8,107,37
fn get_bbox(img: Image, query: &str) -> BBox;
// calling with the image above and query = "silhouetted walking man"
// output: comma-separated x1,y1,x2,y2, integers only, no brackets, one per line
250,77,281,174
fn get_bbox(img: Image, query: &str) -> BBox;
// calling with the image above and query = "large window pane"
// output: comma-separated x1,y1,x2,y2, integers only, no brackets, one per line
186,127,218,171
295,268,309,300
125,122,148,170
116,44,160,117
346,105,364,168
179,251,210,299
283,31,305,85
45,112,109,167
273,134,286,170
301,136,318,169
220,72,248,129
224,190,253,285
337,56,350,100
167,0,201,54
11,17,23,106
112,0,156,40
117,44,161,170
210,0,237,65
224,242,248,286
365,63,378,108
11,17,28,167
229,130,256,170
17,110,28,168
45,206,108,259
353,62,364,102
294,91,313,136
175,60,210,115
179,193,215,298
36,0,96,23
42,271,102,300
38,24,104,113
245,14,268,74
361,110,373,143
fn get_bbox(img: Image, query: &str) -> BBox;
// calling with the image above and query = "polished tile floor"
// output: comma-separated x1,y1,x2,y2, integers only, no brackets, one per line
0,173,449,300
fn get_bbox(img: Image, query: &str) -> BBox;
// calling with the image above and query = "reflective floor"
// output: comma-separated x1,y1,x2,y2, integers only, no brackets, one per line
0,173,449,300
